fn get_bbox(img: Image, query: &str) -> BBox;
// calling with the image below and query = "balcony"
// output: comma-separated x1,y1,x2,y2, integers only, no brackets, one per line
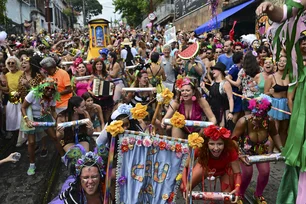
155,3,175,24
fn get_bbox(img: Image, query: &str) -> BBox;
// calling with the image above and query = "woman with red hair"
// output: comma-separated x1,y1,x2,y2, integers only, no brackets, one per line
181,126,241,202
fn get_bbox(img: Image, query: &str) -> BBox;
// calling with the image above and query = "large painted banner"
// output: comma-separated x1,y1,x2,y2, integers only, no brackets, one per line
115,131,189,204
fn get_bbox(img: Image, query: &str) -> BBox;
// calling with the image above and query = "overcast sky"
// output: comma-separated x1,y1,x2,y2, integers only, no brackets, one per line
96,0,121,22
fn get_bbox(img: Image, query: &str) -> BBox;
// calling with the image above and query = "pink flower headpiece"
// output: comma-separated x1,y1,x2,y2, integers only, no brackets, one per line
73,57,83,67
215,43,223,49
175,76,194,91
248,94,272,117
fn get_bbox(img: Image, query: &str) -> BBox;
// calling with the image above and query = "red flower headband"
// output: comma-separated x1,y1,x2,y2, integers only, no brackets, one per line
175,76,194,91
203,125,231,141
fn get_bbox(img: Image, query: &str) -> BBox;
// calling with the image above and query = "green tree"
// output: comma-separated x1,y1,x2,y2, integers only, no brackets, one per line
0,0,8,26
113,0,148,27
70,0,103,23
113,0,164,27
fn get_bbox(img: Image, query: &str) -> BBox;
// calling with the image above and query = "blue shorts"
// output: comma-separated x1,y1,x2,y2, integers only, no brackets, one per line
233,95,243,113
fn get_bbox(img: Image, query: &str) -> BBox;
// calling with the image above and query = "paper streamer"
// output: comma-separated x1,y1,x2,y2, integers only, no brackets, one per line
122,87,156,92
125,65,138,69
61,61,89,65
164,119,213,127
75,76,91,81
31,122,56,127
204,83,291,116
232,92,291,115
190,192,236,202
58,119,89,128
245,153,285,164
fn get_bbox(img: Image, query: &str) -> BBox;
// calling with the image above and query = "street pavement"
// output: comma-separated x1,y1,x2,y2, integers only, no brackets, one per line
0,134,285,204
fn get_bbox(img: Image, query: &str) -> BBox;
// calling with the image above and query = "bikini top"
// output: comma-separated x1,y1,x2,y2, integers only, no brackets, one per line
272,75,288,93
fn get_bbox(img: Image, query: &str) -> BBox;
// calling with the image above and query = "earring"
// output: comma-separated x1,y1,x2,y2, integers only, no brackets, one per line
192,96,196,101
180,96,183,101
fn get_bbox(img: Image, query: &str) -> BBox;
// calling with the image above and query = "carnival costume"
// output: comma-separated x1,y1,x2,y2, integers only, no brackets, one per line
268,0,306,203
22,78,60,135
176,76,204,133
50,151,108,204
234,96,272,202
181,126,241,196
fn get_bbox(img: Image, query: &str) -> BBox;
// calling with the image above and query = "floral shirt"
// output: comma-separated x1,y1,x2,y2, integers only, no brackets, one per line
238,69,259,98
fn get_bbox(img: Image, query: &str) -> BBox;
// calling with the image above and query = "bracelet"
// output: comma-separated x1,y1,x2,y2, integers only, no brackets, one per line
193,63,197,66
229,111,234,114
235,184,240,187
23,115,28,119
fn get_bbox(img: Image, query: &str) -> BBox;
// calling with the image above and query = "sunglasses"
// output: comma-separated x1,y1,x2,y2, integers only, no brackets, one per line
45,87,55,91
8,62,15,65
216,51,222,54
206,52,212,54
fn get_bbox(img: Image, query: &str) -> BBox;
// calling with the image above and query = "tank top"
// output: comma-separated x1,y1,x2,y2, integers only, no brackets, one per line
258,72,265,94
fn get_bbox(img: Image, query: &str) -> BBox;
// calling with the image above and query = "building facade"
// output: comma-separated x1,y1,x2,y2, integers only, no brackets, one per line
4,0,69,34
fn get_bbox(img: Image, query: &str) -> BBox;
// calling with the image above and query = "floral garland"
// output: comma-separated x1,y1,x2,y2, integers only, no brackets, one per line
203,125,231,141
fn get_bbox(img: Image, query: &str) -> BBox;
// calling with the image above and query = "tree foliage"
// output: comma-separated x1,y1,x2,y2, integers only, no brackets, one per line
70,0,103,21
113,0,165,27
0,0,8,25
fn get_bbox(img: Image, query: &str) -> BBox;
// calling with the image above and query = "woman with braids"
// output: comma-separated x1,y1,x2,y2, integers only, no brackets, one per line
180,126,241,203
50,152,106,204
56,96,94,153
161,76,216,139
231,96,283,203
21,78,64,175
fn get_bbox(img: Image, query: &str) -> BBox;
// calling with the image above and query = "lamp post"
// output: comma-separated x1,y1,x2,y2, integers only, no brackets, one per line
83,0,86,26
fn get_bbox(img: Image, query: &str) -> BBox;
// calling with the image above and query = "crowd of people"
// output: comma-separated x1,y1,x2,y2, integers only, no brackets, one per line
1,0,306,203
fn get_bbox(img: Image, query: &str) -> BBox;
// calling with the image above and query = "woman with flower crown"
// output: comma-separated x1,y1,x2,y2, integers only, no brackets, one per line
50,152,106,204
161,76,216,139
231,96,283,203
21,78,65,176
180,126,241,203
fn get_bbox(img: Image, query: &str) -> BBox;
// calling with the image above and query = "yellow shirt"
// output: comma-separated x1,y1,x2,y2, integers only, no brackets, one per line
6,70,23,92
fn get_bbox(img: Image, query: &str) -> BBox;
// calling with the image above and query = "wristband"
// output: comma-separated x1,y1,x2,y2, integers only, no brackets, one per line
229,111,234,114
235,184,240,187
23,115,28,119
193,63,197,66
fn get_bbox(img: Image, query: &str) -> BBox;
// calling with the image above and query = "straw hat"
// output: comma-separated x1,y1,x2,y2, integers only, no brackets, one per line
121,38,132,46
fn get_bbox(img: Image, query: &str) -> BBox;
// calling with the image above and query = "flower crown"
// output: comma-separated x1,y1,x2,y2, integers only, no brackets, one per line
203,125,231,141
248,94,272,117
75,151,105,177
175,75,194,91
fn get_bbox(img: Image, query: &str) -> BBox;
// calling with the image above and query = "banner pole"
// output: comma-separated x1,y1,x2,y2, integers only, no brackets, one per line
103,136,116,204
